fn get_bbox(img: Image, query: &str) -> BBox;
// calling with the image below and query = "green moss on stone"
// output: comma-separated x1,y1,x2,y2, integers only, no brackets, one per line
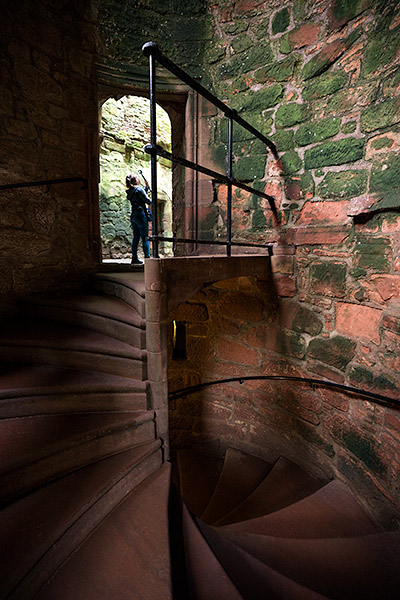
317,169,368,199
370,155,400,195
342,121,357,134
280,151,303,175
292,306,323,336
231,33,253,54
279,33,291,54
349,267,367,279
310,261,347,296
271,130,295,152
218,44,273,79
275,103,308,129
354,236,391,272
308,335,356,371
304,138,364,169
252,208,267,229
272,8,290,34
349,365,374,386
371,136,395,151
231,85,284,113
255,56,299,83
343,429,385,475
235,155,267,182
329,0,372,30
361,98,400,133
295,117,341,147
362,30,400,77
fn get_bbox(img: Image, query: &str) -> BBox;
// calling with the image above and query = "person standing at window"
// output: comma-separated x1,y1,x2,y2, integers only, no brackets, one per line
126,174,152,265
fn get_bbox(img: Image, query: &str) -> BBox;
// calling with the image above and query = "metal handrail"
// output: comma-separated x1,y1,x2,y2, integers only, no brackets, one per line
169,375,400,409
0,177,88,191
142,41,278,258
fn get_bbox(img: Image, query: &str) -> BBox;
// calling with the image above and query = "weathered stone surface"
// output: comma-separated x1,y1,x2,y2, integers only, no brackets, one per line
275,102,308,128
235,155,267,181
317,169,368,199
308,335,356,370
361,98,400,133
303,71,347,100
354,236,392,272
336,302,382,344
369,155,400,195
280,23,320,54
255,56,299,83
280,150,303,175
328,0,373,31
284,172,315,201
271,129,294,152
295,117,341,147
231,84,284,113
292,305,323,336
297,200,350,226
302,40,346,80
304,138,364,169
310,261,347,297
271,7,290,35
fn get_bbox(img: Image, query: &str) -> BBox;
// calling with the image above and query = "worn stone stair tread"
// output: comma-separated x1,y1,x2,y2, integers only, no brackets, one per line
215,456,322,526
218,479,377,539
33,462,173,600
0,364,147,398
201,447,272,525
22,292,145,328
0,411,156,503
182,502,244,600
93,272,146,297
0,440,162,600
177,449,224,516
216,528,400,600
197,519,330,600
0,318,144,359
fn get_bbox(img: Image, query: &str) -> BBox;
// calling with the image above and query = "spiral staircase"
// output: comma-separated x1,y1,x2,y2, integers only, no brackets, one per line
0,268,399,599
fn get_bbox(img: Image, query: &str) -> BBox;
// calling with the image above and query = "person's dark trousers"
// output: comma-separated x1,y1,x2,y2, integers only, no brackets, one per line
131,213,150,261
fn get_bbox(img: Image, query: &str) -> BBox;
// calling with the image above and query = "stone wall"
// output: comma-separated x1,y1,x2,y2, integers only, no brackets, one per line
161,0,400,525
0,1,100,314
99,96,172,259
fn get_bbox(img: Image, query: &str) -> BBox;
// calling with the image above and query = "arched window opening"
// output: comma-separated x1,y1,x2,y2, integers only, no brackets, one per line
99,95,173,262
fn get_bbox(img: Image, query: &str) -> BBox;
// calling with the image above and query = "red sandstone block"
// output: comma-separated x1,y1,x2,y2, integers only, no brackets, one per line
297,201,351,226
288,226,351,246
320,388,349,412
371,274,400,302
273,274,297,297
384,411,400,433
217,337,258,366
335,302,382,343
290,23,320,48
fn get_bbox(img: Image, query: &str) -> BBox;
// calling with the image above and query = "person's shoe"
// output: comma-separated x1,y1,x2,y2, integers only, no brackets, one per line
131,258,143,265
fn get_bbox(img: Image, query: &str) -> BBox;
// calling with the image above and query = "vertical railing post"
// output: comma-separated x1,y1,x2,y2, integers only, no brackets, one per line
226,112,234,257
143,42,159,258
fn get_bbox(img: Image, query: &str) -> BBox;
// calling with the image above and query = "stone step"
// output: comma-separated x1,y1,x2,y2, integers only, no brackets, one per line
198,519,330,600
0,318,147,379
20,292,146,348
215,456,322,526
216,528,400,600
91,272,146,318
0,440,162,600
32,463,173,600
0,364,148,417
182,502,244,600
0,410,156,505
176,449,224,517
201,447,272,525
219,479,377,539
